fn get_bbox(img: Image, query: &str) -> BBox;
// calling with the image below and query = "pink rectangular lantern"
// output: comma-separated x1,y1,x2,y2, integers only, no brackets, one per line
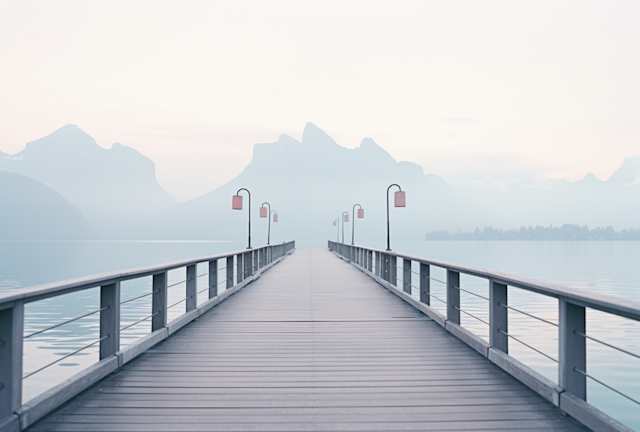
260,207,267,218
333,221,336,226
232,195,243,210
395,191,406,207
357,209,364,218
273,214,278,222
344,214,349,222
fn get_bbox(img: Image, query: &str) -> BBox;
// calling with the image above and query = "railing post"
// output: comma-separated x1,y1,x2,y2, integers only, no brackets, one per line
490,280,508,353
208,260,218,298
186,265,197,312
152,272,167,332
0,300,24,424
403,259,411,294
226,256,234,289
253,250,258,272
244,252,252,279
420,263,430,305
390,255,397,286
446,270,460,325
559,298,586,400
375,252,381,277
368,250,372,272
99,282,120,360
236,254,243,284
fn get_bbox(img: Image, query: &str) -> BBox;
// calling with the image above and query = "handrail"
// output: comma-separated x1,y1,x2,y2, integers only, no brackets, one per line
0,240,296,432
0,247,269,306
356,243,640,321
329,240,639,432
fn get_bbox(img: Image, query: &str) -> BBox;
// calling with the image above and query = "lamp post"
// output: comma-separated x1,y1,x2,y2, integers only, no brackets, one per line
341,211,349,244
333,218,340,242
260,202,273,245
351,204,364,245
386,184,406,251
271,210,278,225
232,188,251,249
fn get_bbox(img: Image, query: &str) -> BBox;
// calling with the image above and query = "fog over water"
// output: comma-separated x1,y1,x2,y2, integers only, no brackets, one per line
1,2,639,429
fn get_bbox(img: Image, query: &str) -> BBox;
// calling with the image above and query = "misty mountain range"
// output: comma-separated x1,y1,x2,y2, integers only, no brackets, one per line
1,124,638,247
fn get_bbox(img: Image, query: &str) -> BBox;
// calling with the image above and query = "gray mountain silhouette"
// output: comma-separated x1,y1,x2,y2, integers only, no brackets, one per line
0,125,176,235
0,172,95,240
134,123,509,247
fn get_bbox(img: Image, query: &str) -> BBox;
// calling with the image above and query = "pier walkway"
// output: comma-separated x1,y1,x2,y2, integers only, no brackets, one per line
28,249,587,431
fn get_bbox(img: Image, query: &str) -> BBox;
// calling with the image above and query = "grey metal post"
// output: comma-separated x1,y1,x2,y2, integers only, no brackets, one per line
99,282,120,359
236,254,243,284
390,255,397,286
382,253,389,281
186,265,197,312
226,256,234,289
152,272,167,332
559,298,587,400
253,250,258,272
403,259,411,294
446,270,460,325
244,252,252,278
208,260,218,298
419,263,430,305
0,301,24,421
375,252,381,277
490,280,508,353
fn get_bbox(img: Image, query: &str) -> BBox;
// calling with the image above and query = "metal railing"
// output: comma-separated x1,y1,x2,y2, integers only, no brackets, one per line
329,240,640,432
0,241,295,431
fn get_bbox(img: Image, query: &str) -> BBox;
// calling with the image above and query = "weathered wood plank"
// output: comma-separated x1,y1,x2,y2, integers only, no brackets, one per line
28,249,588,432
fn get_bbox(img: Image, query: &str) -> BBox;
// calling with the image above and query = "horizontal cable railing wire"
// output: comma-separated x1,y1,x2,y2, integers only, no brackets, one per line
499,302,559,327
498,329,558,363
409,283,447,304
23,307,108,339
120,290,159,305
574,330,640,360
120,311,161,332
23,335,109,379
573,367,640,406
167,296,193,310
452,285,490,301
167,278,191,289
453,305,489,326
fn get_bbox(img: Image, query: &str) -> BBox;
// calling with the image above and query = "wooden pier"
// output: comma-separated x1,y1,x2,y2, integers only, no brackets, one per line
26,249,588,431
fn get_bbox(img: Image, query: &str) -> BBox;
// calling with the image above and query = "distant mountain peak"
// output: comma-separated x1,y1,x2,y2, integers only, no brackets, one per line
609,154,640,185
25,124,100,152
301,123,340,148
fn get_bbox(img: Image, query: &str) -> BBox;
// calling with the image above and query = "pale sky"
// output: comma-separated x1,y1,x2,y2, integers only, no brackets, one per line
1,0,638,201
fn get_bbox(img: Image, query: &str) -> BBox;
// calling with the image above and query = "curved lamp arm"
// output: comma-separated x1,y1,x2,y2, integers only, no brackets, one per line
341,211,349,244
352,204,362,245
236,188,251,249
386,184,402,251
261,202,271,245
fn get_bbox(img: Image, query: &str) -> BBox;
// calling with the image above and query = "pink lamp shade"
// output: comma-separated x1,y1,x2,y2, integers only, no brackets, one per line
357,209,364,218
273,214,278,222
333,221,336,226
260,207,267,218
232,195,243,210
344,214,349,222
395,191,406,207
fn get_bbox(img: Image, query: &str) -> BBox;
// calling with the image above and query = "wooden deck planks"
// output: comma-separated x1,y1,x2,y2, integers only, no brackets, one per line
28,248,589,432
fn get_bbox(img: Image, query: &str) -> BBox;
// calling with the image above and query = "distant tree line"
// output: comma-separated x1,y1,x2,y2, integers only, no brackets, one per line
425,224,640,241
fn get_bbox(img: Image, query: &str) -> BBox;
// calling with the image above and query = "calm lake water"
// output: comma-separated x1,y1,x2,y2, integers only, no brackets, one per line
1,240,639,429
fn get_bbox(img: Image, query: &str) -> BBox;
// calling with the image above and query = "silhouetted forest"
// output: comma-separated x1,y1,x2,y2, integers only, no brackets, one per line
425,224,640,240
